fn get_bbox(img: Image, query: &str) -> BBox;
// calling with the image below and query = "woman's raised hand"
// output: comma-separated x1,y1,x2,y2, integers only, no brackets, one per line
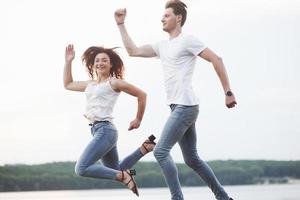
65,44,75,63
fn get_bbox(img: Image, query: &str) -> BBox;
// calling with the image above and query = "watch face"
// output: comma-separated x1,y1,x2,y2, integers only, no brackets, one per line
226,91,233,96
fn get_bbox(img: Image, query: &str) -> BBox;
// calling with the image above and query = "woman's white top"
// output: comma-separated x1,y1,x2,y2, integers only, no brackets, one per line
84,78,120,123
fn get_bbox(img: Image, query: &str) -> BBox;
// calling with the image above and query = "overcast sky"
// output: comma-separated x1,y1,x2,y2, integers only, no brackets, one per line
0,0,299,165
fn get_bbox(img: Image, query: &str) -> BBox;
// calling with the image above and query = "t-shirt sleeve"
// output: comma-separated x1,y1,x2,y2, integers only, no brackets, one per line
186,35,207,56
151,42,160,58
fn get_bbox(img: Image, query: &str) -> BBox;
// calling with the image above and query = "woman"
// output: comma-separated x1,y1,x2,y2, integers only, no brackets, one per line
63,44,155,196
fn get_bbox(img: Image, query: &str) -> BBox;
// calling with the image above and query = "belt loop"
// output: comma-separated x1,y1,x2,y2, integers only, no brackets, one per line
170,104,176,111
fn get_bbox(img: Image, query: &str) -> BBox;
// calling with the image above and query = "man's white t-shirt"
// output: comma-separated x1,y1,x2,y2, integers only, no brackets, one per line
152,33,206,106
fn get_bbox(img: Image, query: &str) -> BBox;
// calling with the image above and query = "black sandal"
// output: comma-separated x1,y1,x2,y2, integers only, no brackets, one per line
142,134,156,153
121,169,139,196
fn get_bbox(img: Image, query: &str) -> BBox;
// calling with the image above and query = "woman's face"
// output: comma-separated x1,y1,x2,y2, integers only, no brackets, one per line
94,53,112,78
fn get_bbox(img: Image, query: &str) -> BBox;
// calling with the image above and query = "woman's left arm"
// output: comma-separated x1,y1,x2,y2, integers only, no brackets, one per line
111,79,147,130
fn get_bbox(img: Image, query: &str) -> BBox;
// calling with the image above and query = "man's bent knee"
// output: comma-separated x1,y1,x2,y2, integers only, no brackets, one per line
153,146,168,161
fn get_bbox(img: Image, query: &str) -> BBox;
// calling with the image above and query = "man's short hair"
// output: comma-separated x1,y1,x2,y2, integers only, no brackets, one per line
165,0,187,26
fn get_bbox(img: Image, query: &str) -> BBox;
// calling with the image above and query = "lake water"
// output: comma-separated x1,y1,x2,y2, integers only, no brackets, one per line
0,184,299,200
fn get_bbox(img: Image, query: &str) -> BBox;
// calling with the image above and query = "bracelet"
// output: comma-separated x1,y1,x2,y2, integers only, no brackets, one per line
117,22,124,25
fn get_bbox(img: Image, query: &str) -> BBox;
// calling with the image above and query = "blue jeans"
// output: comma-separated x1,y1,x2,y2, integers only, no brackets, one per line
75,121,143,180
153,104,230,200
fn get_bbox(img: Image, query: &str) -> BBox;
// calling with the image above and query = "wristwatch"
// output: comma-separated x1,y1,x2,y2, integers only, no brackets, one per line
225,91,233,97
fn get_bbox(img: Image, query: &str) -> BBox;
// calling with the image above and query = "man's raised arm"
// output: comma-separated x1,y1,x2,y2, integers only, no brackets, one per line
114,8,156,58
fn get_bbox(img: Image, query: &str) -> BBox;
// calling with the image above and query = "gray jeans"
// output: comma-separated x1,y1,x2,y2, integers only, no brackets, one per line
75,121,143,180
153,104,230,200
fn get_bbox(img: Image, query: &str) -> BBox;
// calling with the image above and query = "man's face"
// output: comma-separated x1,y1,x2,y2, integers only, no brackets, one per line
161,8,179,32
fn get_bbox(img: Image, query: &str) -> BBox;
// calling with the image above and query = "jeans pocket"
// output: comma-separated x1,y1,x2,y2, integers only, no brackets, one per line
93,123,103,134
174,105,199,125
103,126,118,145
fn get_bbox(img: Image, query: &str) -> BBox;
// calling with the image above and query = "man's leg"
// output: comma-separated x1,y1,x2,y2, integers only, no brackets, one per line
153,105,199,200
179,124,230,200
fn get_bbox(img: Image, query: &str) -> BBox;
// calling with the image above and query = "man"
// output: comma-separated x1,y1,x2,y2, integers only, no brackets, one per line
115,1,236,199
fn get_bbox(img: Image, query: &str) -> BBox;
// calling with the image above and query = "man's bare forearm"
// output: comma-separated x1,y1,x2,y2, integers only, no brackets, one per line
117,24,139,56
212,57,231,93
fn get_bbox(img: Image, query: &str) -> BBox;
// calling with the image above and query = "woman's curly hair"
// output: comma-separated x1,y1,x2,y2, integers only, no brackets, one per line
82,46,124,80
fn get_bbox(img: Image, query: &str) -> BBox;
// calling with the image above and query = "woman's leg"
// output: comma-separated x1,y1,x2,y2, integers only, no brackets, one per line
75,123,119,180
119,148,143,170
119,136,156,170
101,144,121,169
101,141,140,196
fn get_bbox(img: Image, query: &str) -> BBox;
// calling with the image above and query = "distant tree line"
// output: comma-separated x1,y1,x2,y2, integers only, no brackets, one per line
0,160,299,192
